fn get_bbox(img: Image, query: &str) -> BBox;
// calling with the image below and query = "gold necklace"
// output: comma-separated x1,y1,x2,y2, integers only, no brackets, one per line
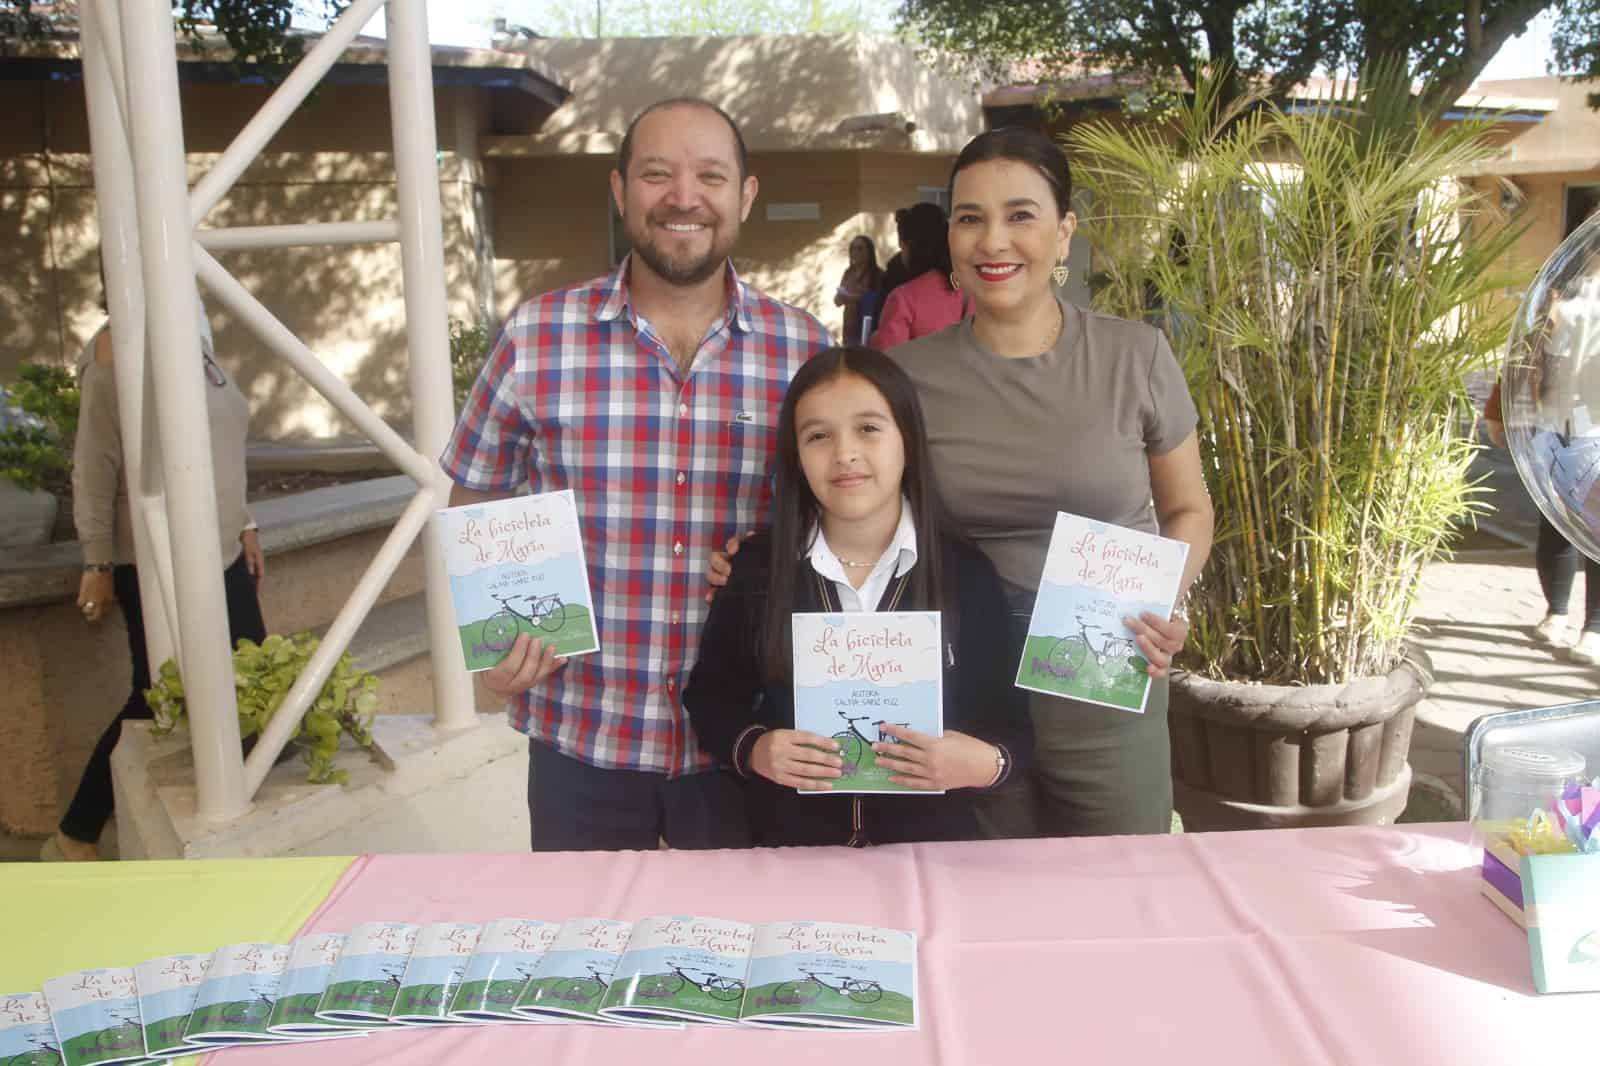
836,556,877,569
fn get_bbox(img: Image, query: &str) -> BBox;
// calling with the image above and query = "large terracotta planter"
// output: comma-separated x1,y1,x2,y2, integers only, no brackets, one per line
1168,648,1431,830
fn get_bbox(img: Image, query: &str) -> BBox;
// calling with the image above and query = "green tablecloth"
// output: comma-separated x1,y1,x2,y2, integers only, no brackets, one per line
0,856,354,993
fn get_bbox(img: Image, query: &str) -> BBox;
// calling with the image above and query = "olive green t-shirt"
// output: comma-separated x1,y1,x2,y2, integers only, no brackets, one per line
889,296,1198,594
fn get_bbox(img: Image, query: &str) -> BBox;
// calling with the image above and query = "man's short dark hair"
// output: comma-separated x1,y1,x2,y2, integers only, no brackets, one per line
617,97,750,180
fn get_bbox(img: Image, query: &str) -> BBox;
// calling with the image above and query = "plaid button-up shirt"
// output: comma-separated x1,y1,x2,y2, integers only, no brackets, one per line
441,260,830,775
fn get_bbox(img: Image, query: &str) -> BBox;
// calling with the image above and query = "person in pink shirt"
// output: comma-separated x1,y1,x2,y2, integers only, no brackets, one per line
871,202,967,350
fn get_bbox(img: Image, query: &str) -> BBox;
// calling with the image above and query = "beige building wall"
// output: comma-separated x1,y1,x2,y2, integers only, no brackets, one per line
517,34,982,152
487,149,960,340
1,75,498,441
1466,77,1600,302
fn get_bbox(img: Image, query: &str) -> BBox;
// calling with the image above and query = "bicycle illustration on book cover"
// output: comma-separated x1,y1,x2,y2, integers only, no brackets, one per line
1015,512,1187,714
437,489,600,670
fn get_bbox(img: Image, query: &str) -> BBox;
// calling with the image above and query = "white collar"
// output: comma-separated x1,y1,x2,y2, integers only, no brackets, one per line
806,498,918,588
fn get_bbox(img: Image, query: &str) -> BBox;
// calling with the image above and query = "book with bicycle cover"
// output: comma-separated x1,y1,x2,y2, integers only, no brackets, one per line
447,919,561,1023
436,489,600,671
790,611,944,794
510,919,678,1028
181,943,308,1048
1015,512,1189,714
388,922,481,1024
267,934,377,1038
739,921,917,1030
131,955,208,1059
599,916,753,1026
41,968,152,1066
2,991,69,1066
313,922,416,1026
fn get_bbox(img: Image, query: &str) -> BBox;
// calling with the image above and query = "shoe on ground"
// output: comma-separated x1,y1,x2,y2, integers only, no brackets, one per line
1569,631,1600,665
39,831,100,862
1533,613,1571,645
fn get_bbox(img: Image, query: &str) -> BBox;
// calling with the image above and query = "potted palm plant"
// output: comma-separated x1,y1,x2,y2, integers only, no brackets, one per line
1071,68,1521,828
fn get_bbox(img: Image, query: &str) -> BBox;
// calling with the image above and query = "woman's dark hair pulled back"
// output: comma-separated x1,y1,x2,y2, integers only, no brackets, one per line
948,127,1073,218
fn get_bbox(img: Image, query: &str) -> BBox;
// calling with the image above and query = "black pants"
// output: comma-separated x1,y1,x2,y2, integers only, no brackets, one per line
59,554,267,845
1536,513,1600,633
526,739,751,852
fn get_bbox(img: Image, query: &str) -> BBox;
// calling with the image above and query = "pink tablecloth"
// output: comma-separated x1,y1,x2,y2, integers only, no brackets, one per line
209,824,1587,1066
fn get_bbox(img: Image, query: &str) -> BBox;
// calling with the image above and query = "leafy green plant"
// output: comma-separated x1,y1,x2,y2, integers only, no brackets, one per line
450,318,494,411
0,362,79,494
145,632,379,785
1073,65,1523,685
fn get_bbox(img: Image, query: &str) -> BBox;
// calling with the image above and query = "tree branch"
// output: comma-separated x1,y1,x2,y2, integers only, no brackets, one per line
1417,0,1547,120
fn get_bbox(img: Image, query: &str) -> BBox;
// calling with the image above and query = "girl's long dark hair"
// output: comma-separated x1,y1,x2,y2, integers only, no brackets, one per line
763,346,949,682
898,202,954,289
850,236,884,289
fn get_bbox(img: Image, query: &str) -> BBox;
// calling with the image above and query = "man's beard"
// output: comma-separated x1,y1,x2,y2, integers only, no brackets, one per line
627,212,737,286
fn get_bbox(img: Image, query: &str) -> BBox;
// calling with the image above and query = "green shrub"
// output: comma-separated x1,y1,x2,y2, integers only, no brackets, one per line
146,631,379,785
450,319,494,411
0,362,79,494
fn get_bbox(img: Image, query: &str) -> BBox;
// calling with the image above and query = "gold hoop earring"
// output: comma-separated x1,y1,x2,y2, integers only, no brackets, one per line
1051,262,1070,286
949,271,961,292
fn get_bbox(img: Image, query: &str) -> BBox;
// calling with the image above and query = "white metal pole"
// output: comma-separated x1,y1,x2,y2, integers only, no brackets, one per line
387,0,476,732
195,220,401,252
119,0,248,823
80,0,177,675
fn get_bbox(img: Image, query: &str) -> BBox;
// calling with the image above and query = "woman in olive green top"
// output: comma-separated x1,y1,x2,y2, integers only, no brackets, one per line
889,128,1214,836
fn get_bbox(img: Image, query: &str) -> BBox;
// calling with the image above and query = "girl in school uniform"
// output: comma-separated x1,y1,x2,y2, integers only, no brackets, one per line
685,345,1033,847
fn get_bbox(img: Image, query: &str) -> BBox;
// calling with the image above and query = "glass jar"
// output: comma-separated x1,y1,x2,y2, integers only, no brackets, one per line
1471,745,1586,832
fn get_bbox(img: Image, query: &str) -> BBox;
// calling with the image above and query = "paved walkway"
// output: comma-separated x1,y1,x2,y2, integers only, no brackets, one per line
1410,544,1600,812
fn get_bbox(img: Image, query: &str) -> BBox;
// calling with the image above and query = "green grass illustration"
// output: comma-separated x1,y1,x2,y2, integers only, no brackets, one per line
458,604,597,669
270,993,320,1026
63,1021,143,1063
1016,634,1150,710
391,984,447,1017
320,978,398,1016
143,1013,189,1053
617,970,743,1021
448,976,531,1015
743,981,913,1025
516,974,605,1015
189,998,270,1034
830,739,920,793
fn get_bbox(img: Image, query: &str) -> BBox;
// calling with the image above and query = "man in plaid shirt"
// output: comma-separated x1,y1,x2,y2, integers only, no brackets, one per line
442,98,830,851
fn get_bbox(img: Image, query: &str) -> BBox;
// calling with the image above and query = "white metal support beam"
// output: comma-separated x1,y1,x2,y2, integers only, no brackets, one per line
116,0,248,824
386,0,476,733
81,0,479,821
79,0,177,677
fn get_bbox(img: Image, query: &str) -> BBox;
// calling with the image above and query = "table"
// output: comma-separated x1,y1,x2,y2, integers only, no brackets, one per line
171,824,1584,1065
1,856,353,994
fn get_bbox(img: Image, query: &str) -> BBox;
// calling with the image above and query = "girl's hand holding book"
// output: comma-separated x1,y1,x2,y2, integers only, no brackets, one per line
751,730,844,790
872,726,1001,791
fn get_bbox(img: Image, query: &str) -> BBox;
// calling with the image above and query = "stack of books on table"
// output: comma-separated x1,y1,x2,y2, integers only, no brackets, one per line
2,917,917,1064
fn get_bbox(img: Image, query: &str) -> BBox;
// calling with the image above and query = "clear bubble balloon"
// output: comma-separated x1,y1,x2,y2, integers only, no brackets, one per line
1505,210,1600,563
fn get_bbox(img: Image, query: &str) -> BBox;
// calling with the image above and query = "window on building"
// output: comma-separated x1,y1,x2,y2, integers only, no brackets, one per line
608,192,630,268
1567,184,1600,239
